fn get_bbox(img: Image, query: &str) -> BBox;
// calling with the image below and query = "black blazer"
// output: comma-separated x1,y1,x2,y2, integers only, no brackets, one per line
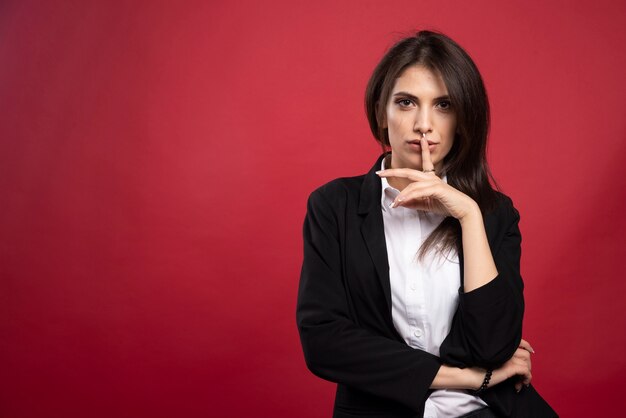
296,155,557,418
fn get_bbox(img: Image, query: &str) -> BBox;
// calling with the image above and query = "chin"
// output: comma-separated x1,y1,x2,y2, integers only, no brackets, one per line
407,159,424,170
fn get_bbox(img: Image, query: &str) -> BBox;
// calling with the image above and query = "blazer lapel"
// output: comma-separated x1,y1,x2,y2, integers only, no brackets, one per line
358,155,393,317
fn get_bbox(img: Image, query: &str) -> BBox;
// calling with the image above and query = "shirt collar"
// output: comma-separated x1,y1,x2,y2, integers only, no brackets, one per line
380,157,398,212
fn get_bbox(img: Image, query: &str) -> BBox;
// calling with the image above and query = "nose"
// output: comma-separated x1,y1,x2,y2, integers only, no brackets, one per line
413,106,432,135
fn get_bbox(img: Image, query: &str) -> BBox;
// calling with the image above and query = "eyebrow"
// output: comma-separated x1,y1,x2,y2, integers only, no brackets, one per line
392,91,450,101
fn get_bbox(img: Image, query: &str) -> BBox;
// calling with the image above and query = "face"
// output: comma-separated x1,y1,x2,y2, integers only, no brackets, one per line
384,65,457,172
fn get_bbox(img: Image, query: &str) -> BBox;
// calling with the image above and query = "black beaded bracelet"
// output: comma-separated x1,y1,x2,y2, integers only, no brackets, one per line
474,369,492,395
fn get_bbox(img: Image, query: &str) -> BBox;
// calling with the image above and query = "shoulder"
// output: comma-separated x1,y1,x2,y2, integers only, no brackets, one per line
305,154,385,219
489,191,520,221
308,174,366,205
306,175,366,223
303,174,369,235
483,191,521,241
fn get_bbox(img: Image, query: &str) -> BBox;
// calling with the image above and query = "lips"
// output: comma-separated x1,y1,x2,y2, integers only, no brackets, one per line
407,140,438,153
407,139,438,146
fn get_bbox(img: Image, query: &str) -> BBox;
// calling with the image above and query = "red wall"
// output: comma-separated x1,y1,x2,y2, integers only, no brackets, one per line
1,1,625,417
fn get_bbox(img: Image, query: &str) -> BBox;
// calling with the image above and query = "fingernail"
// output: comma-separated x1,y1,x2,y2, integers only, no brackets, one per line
375,171,382,175
388,201,395,208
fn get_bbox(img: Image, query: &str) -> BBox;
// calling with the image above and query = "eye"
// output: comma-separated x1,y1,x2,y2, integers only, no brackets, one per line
437,100,452,111
395,98,414,108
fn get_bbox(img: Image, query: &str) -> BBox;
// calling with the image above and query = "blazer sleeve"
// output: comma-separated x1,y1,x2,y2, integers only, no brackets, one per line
296,188,441,412
440,196,525,369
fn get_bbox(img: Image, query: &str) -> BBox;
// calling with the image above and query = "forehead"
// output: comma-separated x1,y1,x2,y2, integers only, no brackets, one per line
391,65,448,95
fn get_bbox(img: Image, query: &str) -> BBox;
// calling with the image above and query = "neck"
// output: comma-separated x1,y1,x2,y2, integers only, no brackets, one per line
387,176,412,191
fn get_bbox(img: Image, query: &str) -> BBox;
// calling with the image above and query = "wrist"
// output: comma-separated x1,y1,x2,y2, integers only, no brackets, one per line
431,366,487,390
473,369,493,394
458,200,481,225
468,368,487,391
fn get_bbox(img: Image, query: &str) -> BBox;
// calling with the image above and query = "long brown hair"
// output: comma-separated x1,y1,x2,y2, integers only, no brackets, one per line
365,30,498,258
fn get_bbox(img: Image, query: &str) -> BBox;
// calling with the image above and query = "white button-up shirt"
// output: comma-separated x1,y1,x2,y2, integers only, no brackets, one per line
380,159,487,418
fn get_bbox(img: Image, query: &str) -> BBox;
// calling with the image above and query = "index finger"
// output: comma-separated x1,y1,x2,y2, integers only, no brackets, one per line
376,167,428,182
421,136,435,173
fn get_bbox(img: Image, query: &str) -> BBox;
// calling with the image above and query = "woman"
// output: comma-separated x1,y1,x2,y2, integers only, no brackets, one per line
296,31,557,418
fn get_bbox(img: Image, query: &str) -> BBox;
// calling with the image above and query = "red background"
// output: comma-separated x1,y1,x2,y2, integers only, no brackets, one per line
1,1,625,417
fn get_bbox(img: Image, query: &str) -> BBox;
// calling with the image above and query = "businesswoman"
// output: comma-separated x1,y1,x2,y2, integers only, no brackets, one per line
296,31,557,418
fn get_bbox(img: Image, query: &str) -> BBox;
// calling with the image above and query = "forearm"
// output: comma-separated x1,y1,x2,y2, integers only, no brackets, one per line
430,365,484,390
459,202,498,292
440,196,525,368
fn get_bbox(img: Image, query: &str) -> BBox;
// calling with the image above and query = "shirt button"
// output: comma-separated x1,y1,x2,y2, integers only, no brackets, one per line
410,283,416,290
414,329,422,338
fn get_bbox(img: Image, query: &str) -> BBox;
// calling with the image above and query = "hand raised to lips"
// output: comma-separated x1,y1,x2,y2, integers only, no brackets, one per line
376,136,478,220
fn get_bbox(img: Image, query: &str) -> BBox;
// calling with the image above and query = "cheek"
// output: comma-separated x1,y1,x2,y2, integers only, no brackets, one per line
439,119,457,156
443,115,457,133
441,118,457,142
449,116,458,135
386,110,408,133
